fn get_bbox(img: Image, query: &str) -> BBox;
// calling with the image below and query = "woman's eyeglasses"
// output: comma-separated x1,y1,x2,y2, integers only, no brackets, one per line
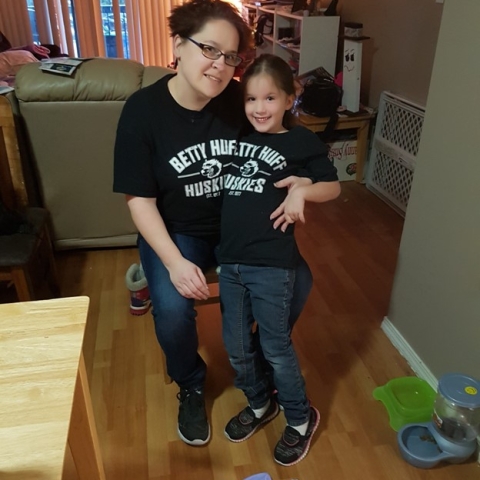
186,37,243,67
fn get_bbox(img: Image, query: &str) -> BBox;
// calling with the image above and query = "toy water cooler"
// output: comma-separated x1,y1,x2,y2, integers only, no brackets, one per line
397,373,480,468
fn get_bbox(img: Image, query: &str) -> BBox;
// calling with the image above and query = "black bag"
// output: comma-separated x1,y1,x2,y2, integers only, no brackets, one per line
254,14,273,46
298,68,342,141
298,73,342,118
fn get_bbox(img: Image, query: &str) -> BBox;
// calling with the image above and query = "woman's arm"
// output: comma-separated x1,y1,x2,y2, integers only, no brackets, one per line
126,195,210,300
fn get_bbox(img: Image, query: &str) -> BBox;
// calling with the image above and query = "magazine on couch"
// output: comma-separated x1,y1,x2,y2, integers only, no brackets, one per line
39,57,86,76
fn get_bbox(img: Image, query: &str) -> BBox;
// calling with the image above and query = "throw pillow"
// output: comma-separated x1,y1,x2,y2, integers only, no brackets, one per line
0,49,39,78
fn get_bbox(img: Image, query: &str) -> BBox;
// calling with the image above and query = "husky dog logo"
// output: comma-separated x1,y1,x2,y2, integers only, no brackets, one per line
239,159,259,177
200,159,222,179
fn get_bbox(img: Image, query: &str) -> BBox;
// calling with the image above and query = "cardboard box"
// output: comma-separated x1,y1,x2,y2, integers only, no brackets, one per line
327,139,357,181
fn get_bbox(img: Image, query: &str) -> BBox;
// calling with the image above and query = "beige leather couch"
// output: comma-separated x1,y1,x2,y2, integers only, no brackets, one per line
11,58,171,249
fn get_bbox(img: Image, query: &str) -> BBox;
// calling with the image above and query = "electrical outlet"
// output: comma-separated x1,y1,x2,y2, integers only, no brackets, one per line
435,0,444,4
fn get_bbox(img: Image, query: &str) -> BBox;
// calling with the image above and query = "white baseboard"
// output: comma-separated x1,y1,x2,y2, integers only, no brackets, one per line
380,316,437,389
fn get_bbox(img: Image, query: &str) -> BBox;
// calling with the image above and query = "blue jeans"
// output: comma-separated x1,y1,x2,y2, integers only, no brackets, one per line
138,233,217,390
220,264,310,426
138,233,312,392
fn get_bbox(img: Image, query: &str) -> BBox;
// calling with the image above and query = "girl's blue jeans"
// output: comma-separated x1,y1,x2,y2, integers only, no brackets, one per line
138,233,312,393
220,263,310,426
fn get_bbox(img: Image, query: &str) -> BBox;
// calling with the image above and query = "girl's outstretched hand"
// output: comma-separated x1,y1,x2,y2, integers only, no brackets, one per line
270,176,312,232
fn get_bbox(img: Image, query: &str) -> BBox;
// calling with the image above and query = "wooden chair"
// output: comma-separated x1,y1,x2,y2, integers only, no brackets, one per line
0,95,59,301
161,265,220,384
195,266,220,306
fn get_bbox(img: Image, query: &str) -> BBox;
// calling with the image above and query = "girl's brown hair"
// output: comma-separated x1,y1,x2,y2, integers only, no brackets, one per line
169,0,252,53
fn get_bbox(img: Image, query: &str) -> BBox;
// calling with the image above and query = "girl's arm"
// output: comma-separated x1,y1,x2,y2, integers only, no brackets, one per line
269,176,312,229
272,128,340,231
270,174,341,231
279,180,341,231
126,195,210,300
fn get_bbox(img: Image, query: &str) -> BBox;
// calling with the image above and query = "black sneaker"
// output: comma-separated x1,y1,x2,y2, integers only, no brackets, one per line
177,388,210,446
274,406,320,466
224,399,279,443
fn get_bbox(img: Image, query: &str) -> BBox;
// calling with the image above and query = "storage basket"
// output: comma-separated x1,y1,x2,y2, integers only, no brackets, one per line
366,91,425,216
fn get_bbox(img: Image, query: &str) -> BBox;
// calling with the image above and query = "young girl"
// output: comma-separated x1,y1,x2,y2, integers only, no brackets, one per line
218,54,341,466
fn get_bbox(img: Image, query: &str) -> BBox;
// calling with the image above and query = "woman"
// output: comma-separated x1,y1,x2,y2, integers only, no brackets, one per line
113,0,313,447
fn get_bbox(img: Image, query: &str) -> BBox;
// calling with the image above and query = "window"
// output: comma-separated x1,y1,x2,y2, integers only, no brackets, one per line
26,0,39,44
100,1,129,58
26,0,80,57
26,0,128,59
16,0,184,67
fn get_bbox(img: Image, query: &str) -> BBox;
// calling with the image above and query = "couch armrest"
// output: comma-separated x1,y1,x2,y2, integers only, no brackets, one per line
15,58,148,102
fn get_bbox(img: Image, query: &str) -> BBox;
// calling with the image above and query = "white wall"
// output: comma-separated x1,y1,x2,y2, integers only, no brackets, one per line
387,0,480,379
342,0,443,108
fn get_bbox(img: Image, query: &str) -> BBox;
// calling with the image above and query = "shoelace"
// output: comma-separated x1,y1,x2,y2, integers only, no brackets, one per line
178,390,204,420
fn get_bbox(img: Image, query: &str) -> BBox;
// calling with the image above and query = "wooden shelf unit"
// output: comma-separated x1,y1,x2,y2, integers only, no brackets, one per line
243,4,339,75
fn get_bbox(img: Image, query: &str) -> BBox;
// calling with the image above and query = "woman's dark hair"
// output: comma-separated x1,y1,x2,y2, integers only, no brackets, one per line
169,0,252,53
241,54,296,128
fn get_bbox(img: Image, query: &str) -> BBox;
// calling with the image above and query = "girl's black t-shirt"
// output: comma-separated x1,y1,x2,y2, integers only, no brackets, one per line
113,74,244,238
218,127,338,269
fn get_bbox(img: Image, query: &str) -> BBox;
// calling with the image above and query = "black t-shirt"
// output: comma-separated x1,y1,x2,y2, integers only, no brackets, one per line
218,126,338,269
113,74,243,238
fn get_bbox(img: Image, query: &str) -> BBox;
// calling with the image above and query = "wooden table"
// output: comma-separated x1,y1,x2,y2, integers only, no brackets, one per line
0,296,106,480
296,110,375,183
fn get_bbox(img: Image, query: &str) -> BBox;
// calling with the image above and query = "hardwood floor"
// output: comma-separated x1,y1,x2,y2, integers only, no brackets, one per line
52,183,479,479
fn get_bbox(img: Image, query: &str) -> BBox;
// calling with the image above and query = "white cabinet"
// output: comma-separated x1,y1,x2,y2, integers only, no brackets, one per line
242,4,339,76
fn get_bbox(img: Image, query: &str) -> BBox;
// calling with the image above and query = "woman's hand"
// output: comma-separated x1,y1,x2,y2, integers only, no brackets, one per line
270,176,312,232
167,258,210,301
126,195,210,300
